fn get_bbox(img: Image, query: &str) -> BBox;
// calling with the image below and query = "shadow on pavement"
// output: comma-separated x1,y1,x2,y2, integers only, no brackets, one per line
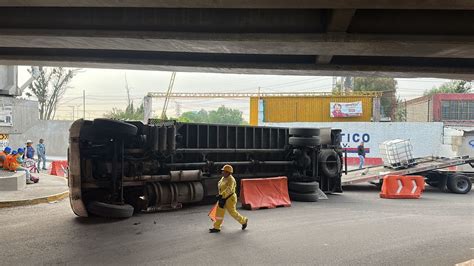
73,216,128,225
342,185,380,192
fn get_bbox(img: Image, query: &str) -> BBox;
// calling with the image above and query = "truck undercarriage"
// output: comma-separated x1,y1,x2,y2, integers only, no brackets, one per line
68,119,343,218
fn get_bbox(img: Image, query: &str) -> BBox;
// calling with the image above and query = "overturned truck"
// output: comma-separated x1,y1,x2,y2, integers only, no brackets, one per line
68,119,343,218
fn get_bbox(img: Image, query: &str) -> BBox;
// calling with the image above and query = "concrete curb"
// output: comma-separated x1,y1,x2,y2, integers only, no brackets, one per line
0,191,69,208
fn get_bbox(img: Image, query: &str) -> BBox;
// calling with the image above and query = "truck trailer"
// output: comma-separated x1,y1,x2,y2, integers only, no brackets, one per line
68,119,344,218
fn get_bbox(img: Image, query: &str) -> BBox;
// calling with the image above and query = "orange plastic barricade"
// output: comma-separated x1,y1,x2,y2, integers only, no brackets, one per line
208,203,218,222
50,160,68,177
380,175,425,199
240,176,291,210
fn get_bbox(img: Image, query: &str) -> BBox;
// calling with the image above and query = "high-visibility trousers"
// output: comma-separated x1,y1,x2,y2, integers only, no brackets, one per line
213,194,247,230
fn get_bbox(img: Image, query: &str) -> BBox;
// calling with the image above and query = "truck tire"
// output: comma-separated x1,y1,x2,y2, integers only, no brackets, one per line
319,149,341,178
87,201,134,219
288,181,319,193
289,191,319,202
289,128,320,137
289,136,320,146
447,174,472,194
93,119,138,138
424,172,440,187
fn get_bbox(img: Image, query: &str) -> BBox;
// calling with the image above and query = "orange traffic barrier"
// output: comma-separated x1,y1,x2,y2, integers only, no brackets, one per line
50,160,68,177
240,176,291,210
380,175,425,199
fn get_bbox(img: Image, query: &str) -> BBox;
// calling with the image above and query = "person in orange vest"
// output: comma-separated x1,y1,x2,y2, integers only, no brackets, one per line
3,150,16,170
0,146,11,168
209,164,248,233
10,148,33,184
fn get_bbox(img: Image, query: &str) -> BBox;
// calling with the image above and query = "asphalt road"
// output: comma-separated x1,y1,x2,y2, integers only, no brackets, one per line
1,185,473,265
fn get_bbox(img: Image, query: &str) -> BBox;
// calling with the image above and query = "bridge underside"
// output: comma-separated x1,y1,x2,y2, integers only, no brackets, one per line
0,1,473,79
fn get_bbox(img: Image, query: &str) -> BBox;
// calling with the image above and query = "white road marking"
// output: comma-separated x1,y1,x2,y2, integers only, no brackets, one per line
455,259,474,266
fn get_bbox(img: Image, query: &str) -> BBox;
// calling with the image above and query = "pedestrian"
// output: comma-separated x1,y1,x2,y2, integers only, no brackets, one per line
0,146,11,168
36,138,47,170
3,150,15,170
357,142,366,169
209,164,248,233
10,148,34,184
25,140,35,159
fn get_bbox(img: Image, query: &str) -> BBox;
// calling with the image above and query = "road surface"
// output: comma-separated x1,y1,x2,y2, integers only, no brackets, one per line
1,185,472,265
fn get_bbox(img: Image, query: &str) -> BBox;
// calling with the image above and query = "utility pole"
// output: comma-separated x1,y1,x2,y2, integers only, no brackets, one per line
83,90,86,119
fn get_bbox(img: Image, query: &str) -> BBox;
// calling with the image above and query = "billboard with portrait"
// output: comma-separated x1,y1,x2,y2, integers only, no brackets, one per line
330,101,362,117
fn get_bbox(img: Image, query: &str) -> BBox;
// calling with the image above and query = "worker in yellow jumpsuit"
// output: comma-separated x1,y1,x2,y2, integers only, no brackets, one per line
209,164,248,233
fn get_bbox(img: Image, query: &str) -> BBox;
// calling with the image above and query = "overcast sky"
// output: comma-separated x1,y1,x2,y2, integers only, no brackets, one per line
18,66,453,121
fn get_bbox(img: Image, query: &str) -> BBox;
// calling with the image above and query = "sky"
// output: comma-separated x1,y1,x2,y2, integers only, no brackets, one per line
18,66,453,121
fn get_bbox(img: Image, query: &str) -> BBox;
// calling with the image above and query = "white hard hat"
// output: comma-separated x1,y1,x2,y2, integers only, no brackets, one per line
26,140,33,143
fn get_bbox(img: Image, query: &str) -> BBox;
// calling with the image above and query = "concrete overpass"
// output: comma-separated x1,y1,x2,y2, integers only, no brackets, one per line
0,1,473,79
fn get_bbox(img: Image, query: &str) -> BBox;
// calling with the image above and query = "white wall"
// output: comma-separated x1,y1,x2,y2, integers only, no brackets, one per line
261,122,444,158
8,120,72,158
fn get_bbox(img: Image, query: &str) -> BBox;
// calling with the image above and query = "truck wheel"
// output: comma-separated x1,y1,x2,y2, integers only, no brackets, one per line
289,128,320,137
288,181,319,193
289,191,318,202
289,136,320,146
93,119,138,138
319,149,341,178
447,174,472,194
87,201,134,218
424,172,440,187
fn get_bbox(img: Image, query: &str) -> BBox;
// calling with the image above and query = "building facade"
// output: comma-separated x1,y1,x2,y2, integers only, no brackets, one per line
405,93,474,124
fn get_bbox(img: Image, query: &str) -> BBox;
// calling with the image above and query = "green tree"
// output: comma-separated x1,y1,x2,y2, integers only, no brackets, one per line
25,67,79,120
424,80,472,96
394,97,407,122
178,109,209,123
354,77,398,118
208,106,245,125
105,102,144,120
177,106,246,125
333,77,397,117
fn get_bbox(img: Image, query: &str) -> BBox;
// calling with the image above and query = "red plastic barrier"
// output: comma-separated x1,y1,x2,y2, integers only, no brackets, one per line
240,176,291,210
380,175,425,199
50,160,68,177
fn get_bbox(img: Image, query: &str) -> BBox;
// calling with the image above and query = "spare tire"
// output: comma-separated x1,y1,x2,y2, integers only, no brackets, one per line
87,201,134,219
289,136,321,146
289,191,319,202
447,174,472,194
93,118,138,138
319,149,341,178
288,181,319,193
289,128,320,137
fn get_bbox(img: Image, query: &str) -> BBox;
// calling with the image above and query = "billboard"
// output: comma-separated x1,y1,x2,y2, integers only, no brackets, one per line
0,105,12,126
330,101,362,117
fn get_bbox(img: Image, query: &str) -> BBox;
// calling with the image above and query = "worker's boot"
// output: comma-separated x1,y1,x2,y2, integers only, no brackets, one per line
209,228,220,233
242,218,248,230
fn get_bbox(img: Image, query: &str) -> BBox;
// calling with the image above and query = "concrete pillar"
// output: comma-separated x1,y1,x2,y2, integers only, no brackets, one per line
0,66,19,96
143,96,153,124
